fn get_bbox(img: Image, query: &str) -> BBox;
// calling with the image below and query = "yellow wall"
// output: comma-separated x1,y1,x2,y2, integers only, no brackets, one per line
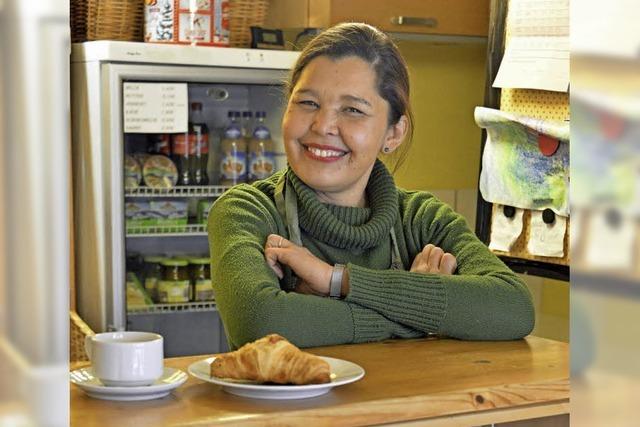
523,276,570,342
390,40,487,190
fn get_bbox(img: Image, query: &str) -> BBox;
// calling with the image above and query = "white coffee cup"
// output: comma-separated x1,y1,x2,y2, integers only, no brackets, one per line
85,331,164,387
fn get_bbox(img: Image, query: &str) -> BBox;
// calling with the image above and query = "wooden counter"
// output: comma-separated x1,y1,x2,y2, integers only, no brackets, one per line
71,336,569,426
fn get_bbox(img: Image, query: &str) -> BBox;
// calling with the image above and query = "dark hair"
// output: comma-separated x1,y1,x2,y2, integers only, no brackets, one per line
285,23,414,172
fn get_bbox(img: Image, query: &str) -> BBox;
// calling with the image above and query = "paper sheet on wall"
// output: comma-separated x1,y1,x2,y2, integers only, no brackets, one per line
489,206,524,252
492,0,569,92
475,107,570,216
527,210,566,257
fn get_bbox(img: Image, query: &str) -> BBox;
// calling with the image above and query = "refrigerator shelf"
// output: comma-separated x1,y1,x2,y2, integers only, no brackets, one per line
126,224,207,237
125,185,231,198
128,301,217,314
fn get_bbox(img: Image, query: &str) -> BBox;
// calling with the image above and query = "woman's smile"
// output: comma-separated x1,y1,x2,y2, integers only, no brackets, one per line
301,142,349,162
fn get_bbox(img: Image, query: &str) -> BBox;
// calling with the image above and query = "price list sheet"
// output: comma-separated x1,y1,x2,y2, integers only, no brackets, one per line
123,83,188,133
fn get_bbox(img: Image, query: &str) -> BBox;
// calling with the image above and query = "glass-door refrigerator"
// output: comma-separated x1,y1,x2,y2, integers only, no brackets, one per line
71,41,299,356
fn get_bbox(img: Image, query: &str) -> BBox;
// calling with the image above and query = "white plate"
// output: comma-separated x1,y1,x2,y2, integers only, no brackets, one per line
70,367,187,401
188,356,365,400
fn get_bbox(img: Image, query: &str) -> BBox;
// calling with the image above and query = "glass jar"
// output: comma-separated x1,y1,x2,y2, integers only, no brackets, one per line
189,257,213,301
157,259,190,303
143,256,165,303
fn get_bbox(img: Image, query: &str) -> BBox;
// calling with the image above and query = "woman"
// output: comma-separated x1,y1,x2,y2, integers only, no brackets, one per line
209,23,534,350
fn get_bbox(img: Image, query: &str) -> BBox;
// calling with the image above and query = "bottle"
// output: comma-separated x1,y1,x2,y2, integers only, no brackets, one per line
172,117,195,186
248,111,275,183
190,102,210,185
220,111,247,185
148,134,171,156
240,111,253,140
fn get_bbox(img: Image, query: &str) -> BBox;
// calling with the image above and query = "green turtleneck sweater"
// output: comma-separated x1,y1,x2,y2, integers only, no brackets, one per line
208,161,534,350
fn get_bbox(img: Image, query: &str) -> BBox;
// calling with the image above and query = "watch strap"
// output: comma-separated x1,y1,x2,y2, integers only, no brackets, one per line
330,264,345,299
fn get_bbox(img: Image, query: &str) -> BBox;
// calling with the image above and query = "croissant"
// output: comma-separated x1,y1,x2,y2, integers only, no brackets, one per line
210,334,331,385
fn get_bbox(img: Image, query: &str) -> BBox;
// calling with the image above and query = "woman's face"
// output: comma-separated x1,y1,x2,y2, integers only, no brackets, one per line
282,55,405,206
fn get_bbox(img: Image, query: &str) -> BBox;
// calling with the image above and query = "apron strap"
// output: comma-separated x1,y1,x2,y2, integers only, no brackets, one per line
274,174,300,289
389,226,404,270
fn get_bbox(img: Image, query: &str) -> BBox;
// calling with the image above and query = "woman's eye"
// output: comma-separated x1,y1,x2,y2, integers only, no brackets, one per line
344,106,365,115
297,100,318,108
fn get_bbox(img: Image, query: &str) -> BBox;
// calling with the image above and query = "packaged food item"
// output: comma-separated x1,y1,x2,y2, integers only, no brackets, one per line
220,111,247,185
126,272,154,307
143,256,165,302
144,0,230,47
149,200,188,227
248,111,275,182
124,155,142,188
132,152,152,171
125,201,152,229
197,199,214,224
143,155,178,188
157,259,191,303
189,257,213,301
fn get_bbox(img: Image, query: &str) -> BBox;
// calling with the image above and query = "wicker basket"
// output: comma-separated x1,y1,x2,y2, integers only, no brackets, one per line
229,0,269,48
70,311,95,363
71,0,144,43
70,0,89,43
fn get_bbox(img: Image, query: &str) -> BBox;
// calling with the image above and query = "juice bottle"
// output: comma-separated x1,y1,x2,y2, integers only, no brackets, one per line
248,111,275,182
220,111,247,185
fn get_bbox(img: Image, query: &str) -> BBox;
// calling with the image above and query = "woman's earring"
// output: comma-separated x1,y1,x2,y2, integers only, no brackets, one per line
383,147,390,153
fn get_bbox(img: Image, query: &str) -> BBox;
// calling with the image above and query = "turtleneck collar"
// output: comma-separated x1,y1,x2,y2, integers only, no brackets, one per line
286,159,398,250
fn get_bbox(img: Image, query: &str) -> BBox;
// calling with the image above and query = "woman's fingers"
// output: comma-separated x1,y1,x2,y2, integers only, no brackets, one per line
411,244,433,273
410,244,457,275
410,251,424,271
266,234,288,249
439,253,457,275
264,247,284,279
427,246,444,273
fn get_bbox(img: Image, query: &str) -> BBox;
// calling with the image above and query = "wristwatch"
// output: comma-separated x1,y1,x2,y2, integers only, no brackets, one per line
329,264,345,299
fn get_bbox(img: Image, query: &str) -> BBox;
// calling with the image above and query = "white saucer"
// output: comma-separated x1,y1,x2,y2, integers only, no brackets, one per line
188,356,365,400
70,367,187,401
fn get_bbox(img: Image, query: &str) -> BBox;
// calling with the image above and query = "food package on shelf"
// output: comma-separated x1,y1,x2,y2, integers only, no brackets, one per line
126,272,154,307
149,200,188,227
125,201,153,229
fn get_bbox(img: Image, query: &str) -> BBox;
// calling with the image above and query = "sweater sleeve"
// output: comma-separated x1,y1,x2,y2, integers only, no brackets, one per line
208,185,423,349
344,191,535,340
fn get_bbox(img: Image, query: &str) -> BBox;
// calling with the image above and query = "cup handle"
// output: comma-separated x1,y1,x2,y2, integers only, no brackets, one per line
84,335,93,361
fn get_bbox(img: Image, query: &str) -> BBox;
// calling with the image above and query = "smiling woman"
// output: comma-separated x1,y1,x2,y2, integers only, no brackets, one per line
208,23,534,350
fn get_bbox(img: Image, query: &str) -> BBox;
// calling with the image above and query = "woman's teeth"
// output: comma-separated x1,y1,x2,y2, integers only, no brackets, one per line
306,146,345,158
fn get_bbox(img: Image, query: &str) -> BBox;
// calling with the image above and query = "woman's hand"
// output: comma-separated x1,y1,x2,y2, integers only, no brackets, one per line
410,244,457,275
264,234,333,296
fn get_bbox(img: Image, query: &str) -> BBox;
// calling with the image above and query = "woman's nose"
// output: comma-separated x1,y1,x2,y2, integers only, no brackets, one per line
310,108,338,136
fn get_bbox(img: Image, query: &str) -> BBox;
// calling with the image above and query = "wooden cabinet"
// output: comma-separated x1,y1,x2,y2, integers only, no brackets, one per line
265,0,490,37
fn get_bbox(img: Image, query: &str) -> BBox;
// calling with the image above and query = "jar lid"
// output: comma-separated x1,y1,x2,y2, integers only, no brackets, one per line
161,259,189,267
189,257,211,265
144,256,166,263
